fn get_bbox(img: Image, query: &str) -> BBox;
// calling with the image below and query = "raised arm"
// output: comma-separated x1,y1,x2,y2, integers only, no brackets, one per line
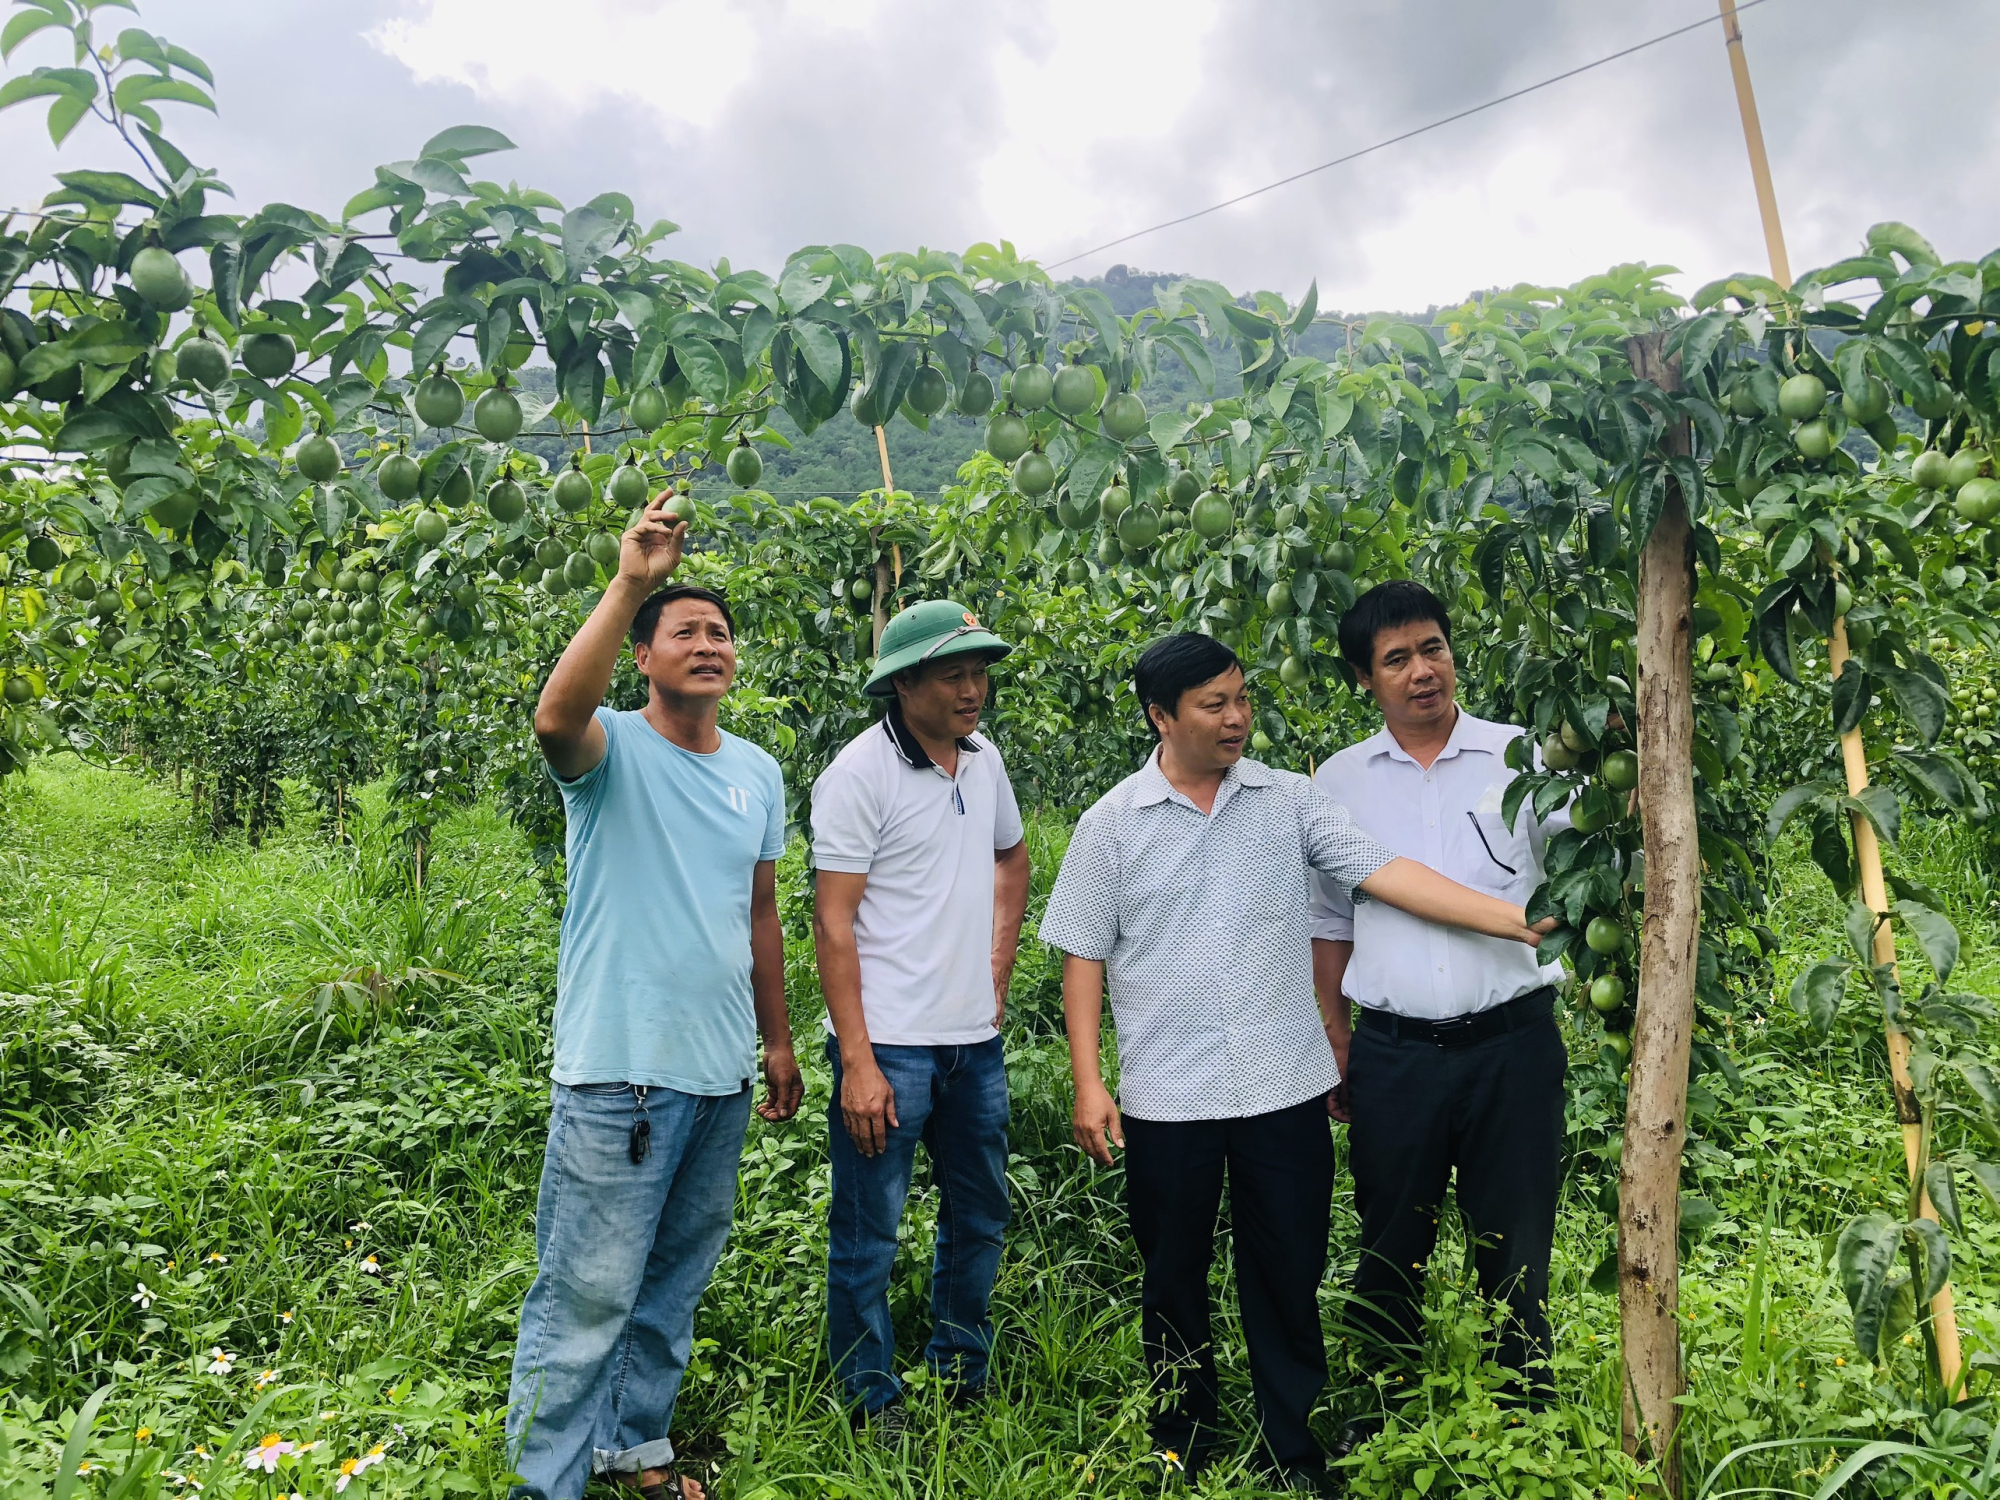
533,494,684,779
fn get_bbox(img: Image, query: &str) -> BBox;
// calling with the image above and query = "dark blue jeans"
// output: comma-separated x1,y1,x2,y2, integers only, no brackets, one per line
825,1034,1010,1413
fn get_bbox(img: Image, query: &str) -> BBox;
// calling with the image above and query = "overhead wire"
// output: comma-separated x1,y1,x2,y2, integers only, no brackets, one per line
1044,0,1780,271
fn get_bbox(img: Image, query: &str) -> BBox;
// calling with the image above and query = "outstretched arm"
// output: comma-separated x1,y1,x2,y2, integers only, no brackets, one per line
1357,856,1552,946
533,493,684,779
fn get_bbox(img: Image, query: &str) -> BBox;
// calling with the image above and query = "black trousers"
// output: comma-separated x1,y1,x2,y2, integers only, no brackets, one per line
1123,1095,1335,1471
1344,993,1566,1392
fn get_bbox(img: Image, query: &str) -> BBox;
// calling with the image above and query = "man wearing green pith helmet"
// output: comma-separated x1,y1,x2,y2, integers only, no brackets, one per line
810,599,1032,1439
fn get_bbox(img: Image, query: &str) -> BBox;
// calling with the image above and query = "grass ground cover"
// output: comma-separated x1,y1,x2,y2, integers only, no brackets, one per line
3,757,1999,1497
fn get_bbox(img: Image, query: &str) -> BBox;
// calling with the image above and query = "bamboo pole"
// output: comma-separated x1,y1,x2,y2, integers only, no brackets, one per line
1718,0,1961,1389
870,426,896,651
1718,0,1790,287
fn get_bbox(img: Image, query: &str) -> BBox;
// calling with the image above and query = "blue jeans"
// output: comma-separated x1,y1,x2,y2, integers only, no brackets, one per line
507,1081,752,1500
825,1034,1010,1414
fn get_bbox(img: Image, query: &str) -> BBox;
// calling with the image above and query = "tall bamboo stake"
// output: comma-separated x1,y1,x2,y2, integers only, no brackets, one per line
1718,0,1961,1388
871,426,895,651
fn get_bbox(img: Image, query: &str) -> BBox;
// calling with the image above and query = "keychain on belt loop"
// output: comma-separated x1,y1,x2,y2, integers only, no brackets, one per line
629,1084,652,1164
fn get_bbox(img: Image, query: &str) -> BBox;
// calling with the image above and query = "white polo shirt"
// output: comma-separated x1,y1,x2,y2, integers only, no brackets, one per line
1309,708,1567,1020
811,708,1025,1046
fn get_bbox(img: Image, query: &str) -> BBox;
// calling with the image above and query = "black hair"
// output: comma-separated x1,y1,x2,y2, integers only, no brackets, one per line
1133,632,1242,739
1337,579,1452,675
630,584,735,649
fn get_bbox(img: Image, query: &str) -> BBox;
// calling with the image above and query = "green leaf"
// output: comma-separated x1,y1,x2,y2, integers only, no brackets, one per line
1846,784,1901,851
1834,1211,1900,1359
1894,899,1960,984
1965,1160,2000,1215
1789,960,1850,1038
1758,598,1798,684
1766,780,1836,841
0,9,66,60
51,168,158,208
51,1386,115,1500
0,66,92,115
671,337,729,405
1925,1161,1962,1234
1877,661,1949,745
1904,1217,1950,1304
790,321,844,394
1831,659,1872,734
420,124,516,159
1845,901,1880,965
1894,749,1986,818
112,74,213,115
46,86,90,144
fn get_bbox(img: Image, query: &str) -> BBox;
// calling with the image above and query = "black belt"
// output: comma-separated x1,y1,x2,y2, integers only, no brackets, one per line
1355,986,1555,1048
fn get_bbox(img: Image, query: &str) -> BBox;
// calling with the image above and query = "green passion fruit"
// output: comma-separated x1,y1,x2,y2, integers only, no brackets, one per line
415,371,465,428
1166,469,1201,510
1589,975,1627,1013
486,475,527,523
25,535,61,571
1777,372,1827,421
1946,449,1988,490
535,536,569,570
377,452,421,502
1014,449,1055,497
1955,477,2000,524
1116,504,1159,551
1102,391,1148,443
563,552,597,588
1602,749,1639,791
1841,376,1890,425
608,459,650,508
1541,733,1580,772
587,532,622,569
957,370,995,417
1051,362,1100,418
1278,654,1311,691
726,441,764,488
1099,481,1131,521
1010,363,1054,412
151,490,199,531
907,361,949,417
177,336,230,391
1794,419,1835,460
1585,916,1626,955
474,385,524,443
241,332,295,382
439,465,474,509
985,411,1032,464
412,510,450,546
1911,449,1951,489
130,245,192,310
1191,491,1234,540
296,434,342,483
628,385,669,430
553,461,596,512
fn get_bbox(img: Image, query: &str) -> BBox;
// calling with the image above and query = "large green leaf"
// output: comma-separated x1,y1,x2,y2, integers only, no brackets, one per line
1788,959,1850,1038
1924,1161,1962,1233
1894,899,1960,984
1834,1212,1900,1359
1845,784,1901,851
1877,661,1949,745
420,124,516,160
1905,1217,1950,1304
1766,780,1837,841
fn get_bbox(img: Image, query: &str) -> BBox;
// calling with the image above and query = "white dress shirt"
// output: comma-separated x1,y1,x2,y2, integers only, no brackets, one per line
1309,709,1566,1020
1041,749,1394,1121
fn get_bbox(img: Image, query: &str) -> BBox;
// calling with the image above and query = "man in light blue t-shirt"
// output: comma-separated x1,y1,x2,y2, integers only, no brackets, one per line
507,492,802,1500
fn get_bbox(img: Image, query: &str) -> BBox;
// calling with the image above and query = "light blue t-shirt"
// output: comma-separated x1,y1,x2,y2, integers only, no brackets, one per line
551,706,786,1094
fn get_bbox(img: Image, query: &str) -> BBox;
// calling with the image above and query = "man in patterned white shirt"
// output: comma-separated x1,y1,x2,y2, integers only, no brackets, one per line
1040,632,1554,1496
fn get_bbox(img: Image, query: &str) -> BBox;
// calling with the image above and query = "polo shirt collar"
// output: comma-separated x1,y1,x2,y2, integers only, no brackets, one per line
1131,747,1272,810
1365,705,1486,768
881,701,981,771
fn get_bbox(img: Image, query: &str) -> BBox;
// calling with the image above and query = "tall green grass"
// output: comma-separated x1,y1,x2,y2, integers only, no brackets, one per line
0,757,1993,1498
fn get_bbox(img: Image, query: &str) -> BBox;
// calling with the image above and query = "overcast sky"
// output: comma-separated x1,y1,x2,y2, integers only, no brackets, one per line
1,0,1994,315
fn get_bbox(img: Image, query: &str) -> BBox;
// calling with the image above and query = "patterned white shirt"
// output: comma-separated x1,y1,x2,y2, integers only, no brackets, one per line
1039,748,1395,1122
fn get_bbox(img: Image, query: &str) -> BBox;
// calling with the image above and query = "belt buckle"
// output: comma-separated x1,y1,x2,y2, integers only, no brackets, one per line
1429,1013,1478,1046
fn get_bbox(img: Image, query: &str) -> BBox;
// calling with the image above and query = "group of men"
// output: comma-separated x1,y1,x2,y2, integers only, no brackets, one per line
505,494,1570,1500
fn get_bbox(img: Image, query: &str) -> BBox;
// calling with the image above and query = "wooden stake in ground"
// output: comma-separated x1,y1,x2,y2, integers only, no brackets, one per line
1718,0,1963,1388
1620,332,1700,1495
870,425,896,652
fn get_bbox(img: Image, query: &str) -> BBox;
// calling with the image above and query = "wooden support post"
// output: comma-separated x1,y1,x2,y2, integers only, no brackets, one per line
1830,621,1963,1388
1718,0,1791,287
870,426,897,651
1720,0,1962,1390
1619,333,1699,1496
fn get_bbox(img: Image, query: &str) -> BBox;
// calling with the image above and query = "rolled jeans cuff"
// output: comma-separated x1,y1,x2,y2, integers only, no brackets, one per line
593,1437,675,1475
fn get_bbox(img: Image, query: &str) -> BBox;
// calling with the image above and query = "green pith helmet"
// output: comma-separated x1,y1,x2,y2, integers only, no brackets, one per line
862,598,1012,698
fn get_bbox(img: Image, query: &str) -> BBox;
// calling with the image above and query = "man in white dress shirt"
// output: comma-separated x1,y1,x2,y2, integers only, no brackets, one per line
1310,581,1569,1440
